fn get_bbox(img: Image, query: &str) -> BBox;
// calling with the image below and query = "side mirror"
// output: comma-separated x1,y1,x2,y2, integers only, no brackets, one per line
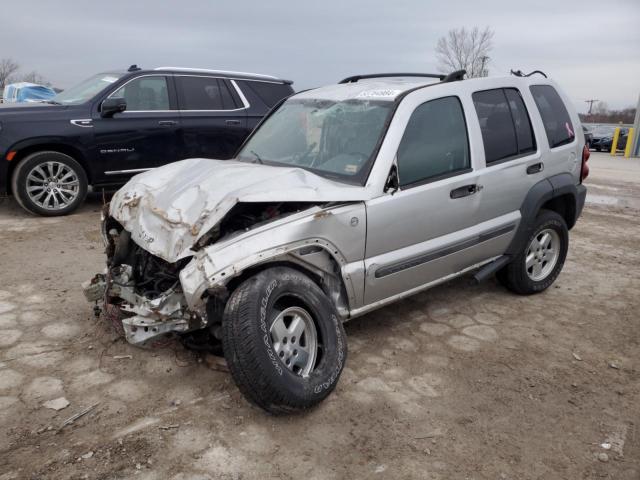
384,165,399,194
100,97,127,118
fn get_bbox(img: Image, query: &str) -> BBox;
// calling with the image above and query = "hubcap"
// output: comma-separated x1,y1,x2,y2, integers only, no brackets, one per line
525,228,560,281
269,306,318,377
26,161,80,210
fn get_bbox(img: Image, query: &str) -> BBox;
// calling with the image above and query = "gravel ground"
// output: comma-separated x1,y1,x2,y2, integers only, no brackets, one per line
0,153,638,480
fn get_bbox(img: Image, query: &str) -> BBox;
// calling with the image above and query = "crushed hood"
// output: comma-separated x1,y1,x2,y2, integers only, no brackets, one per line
110,158,370,262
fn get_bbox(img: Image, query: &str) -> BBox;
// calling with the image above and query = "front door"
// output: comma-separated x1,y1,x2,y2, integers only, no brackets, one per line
92,74,180,182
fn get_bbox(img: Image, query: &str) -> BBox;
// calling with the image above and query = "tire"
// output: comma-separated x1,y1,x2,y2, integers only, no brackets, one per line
221,266,347,414
11,151,88,216
497,209,568,295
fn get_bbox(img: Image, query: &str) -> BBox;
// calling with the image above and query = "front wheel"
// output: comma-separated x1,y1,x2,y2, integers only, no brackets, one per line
221,266,347,414
11,151,88,216
497,210,568,295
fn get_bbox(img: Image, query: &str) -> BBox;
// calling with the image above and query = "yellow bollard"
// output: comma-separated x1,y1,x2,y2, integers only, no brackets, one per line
624,128,635,158
610,127,620,155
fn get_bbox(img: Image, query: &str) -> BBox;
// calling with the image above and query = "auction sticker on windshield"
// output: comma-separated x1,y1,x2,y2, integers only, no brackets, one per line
356,89,402,99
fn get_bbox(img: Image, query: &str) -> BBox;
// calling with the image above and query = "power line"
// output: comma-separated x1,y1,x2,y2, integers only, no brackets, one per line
585,99,599,114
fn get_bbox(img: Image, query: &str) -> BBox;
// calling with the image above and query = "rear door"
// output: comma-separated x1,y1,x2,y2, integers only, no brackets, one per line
92,74,180,181
469,87,542,227
233,80,294,130
175,75,248,159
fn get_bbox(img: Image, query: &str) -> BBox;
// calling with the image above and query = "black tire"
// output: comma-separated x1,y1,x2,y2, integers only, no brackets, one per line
221,266,347,414
11,151,88,216
497,209,568,295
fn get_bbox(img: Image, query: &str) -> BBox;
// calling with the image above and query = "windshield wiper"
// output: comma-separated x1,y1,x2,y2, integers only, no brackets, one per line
249,150,264,164
43,100,62,105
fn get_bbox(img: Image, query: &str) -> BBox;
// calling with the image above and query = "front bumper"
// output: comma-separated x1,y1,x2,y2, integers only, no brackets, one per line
83,214,206,347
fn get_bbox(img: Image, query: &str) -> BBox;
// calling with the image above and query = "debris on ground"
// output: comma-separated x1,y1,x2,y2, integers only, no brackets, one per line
113,355,133,360
80,451,94,460
58,403,99,431
158,424,180,430
572,352,583,361
42,397,70,411
608,362,620,369
597,452,609,462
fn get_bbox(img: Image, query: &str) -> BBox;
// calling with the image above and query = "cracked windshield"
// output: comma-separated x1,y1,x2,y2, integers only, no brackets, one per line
238,98,393,181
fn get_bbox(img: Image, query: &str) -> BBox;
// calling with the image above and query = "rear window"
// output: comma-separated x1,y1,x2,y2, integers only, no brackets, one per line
529,85,575,148
242,81,293,108
472,88,536,164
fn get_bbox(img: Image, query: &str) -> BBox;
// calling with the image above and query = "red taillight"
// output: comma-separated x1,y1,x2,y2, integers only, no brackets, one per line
581,145,590,181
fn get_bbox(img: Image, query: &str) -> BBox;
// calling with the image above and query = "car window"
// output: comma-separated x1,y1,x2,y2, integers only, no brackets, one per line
242,81,293,108
176,76,238,110
472,89,519,163
110,76,170,111
397,96,470,187
504,89,536,154
529,85,575,148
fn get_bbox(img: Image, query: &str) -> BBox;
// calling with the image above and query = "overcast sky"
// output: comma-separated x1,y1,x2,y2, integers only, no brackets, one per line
3,0,639,112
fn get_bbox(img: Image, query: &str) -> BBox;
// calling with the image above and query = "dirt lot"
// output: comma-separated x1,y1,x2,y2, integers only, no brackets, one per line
0,153,638,480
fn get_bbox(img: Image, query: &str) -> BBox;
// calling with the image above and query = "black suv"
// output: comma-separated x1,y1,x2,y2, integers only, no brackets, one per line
0,66,294,215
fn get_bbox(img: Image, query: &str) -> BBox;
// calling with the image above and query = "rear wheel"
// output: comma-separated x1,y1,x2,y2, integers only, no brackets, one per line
221,266,347,414
11,151,88,216
497,210,568,295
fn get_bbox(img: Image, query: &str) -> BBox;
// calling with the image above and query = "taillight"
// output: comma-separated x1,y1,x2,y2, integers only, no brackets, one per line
581,145,590,182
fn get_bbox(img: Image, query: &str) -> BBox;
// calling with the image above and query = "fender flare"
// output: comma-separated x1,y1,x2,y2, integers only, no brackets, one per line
505,173,579,256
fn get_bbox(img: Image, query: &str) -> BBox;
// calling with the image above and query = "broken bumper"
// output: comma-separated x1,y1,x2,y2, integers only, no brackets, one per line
83,266,205,349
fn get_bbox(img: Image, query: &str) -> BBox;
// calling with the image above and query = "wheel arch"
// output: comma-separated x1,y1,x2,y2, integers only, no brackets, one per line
506,173,579,256
196,242,355,321
6,141,91,194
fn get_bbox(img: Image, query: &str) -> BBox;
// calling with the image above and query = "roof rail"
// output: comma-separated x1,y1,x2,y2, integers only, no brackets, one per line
153,67,291,83
339,73,445,84
442,70,466,82
510,69,547,78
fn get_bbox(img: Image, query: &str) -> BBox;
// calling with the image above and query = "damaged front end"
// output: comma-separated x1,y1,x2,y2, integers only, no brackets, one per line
83,210,205,347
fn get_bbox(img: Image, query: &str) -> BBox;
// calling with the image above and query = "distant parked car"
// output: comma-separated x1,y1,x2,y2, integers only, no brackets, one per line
0,66,294,216
590,126,628,152
582,125,593,147
3,82,56,103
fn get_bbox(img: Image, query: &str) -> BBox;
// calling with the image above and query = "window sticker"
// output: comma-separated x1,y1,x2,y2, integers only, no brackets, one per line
356,89,402,99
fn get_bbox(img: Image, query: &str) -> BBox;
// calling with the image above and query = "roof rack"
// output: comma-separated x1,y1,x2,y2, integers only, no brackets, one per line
510,69,547,78
339,70,467,84
339,73,445,84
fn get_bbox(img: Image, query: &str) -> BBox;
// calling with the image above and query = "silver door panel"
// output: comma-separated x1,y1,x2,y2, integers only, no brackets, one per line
363,211,520,304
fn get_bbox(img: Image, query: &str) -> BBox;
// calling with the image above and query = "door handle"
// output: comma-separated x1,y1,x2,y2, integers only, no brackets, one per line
450,184,482,199
158,120,177,127
526,162,544,174
225,119,241,126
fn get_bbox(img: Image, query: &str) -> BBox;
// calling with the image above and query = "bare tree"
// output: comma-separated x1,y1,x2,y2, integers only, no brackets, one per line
0,58,19,89
435,27,494,78
19,70,51,86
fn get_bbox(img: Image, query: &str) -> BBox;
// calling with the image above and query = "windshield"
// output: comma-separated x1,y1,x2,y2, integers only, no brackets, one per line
237,98,394,183
53,72,125,105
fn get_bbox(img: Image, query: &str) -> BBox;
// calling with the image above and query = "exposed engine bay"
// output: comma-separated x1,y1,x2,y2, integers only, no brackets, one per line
84,201,330,348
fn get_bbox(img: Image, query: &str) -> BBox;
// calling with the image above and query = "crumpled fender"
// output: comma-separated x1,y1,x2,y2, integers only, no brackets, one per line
179,203,367,314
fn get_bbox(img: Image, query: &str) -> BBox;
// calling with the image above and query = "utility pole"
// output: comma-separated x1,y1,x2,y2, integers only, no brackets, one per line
480,56,489,77
585,99,599,115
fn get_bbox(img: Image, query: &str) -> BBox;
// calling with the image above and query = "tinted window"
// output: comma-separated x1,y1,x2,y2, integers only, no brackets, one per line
397,96,470,187
505,89,536,154
473,89,518,163
530,85,575,148
177,76,238,110
243,81,293,108
111,76,170,111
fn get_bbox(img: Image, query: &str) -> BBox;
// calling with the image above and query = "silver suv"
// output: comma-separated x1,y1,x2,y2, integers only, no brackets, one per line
85,70,589,414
